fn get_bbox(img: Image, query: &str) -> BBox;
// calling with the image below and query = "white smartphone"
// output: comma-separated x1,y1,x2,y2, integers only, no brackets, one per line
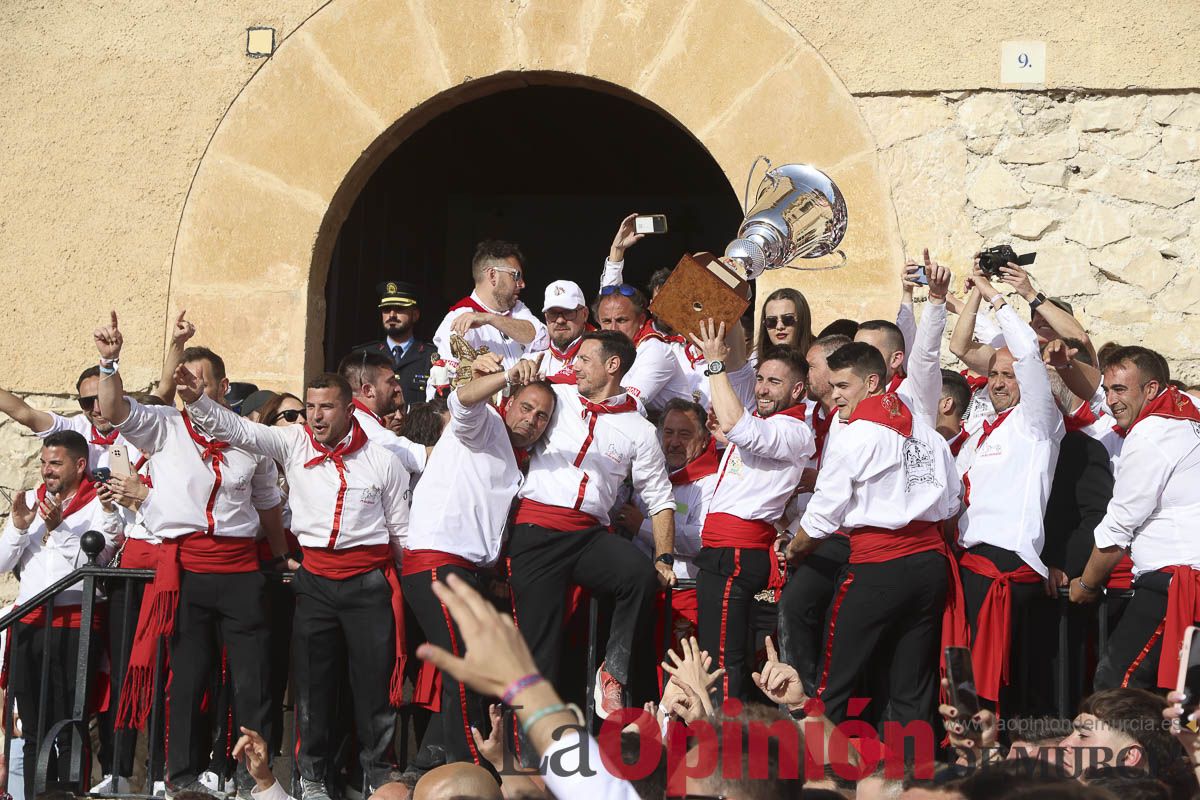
634,214,668,235
108,444,133,478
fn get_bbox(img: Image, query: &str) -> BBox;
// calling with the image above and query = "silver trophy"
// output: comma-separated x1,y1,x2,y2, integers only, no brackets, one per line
723,158,848,280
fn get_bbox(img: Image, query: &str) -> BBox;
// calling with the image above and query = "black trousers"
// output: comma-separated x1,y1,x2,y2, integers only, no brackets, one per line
293,566,398,789
960,544,1046,712
264,576,295,759
507,524,658,694
401,565,489,774
696,547,772,703
11,620,89,799
1094,571,1173,691
166,571,271,787
777,535,851,696
817,551,947,725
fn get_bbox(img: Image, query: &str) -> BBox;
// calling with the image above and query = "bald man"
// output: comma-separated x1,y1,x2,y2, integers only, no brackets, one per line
410,764,501,800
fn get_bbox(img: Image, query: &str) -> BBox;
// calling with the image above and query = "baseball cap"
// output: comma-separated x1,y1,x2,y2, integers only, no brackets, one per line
543,280,587,313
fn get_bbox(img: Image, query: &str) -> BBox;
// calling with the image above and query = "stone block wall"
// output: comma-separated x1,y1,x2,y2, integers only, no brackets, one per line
858,91,1200,382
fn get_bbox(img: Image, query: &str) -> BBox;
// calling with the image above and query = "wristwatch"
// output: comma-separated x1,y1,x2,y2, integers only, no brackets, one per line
1028,292,1047,314
655,553,675,568
706,360,725,376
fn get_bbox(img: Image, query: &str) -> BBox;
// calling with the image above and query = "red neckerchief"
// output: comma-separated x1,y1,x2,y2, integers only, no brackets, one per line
35,475,98,519
651,322,705,366
1064,401,1098,433
90,425,118,446
449,293,509,316
633,319,667,346
886,372,905,393
811,404,835,466
1121,386,1200,437
180,409,229,464
948,426,970,456
550,336,585,364
960,369,987,393
976,408,1014,448
304,419,370,470
764,402,808,422
670,439,719,486
848,392,913,437
352,398,382,425
578,393,638,418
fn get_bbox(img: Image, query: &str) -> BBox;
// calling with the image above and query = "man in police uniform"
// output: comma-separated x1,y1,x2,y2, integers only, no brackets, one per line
356,281,435,406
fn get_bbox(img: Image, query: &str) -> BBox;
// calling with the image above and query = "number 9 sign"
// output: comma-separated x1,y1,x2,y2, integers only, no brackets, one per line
1001,41,1046,84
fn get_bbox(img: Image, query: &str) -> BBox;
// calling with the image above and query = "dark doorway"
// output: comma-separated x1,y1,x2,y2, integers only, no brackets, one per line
323,82,744,367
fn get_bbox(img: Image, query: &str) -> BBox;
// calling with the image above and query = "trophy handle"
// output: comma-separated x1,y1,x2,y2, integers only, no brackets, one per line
741,155,773,215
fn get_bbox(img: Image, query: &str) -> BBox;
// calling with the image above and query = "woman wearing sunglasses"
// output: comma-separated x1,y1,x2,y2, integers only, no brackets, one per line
754,288,815,361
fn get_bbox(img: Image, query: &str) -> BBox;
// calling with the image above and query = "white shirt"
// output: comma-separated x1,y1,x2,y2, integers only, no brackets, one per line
707,408,815,527
623,335,696,412
407,391,520,567
430,291,549,396
114,399,281,540
36,412,143,473
0,492,123,606
955,305,1065,577
802,406,961,538
895,301,948,426
351,404,428,476
1094,415,1200,576
183,395,410,552
518,384,674,526
634,470,716,580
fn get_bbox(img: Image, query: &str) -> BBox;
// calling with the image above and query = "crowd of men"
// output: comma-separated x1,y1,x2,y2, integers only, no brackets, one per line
2,212,1200,800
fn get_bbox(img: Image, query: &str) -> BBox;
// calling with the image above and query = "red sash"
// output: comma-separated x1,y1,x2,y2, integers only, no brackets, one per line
449,295,491,314
848,393,912,437
90,425,119,446
116,533,258,728
513,498,599,532
1107,555,1134,590
120,538,160,570
303,544,407,706
303,421,370,549
846,521,969,669
957,552,1042,702
1064,402,1098,433
811,406,835,468
400,548,478,576
352,399,382,424
702,513,777,550
1122,386,1200,436
1158,565,1200,690
14,604,103,629
35,476,99,520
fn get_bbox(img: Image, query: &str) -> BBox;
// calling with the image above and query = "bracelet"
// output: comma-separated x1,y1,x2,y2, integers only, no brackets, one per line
989,295,1007,310
502,673,543,705
1077,578,1101,594
99,361,118,376
521,703,568,734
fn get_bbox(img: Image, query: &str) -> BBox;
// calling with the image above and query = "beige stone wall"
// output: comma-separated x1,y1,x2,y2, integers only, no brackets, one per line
859,90,1200,381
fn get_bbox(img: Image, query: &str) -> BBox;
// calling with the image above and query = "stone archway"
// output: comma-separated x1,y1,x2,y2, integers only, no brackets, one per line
168,0,901,389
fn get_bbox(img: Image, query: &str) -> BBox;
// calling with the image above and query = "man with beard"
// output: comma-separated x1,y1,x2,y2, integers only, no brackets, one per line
431,240,548,394
594,283,694,413
690,320,815,702
401,353,554,776
538,280,590,382
338,350,430,477
355,281,435,406
0,431,123,798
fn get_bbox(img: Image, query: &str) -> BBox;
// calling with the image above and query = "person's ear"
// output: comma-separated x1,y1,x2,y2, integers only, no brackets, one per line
891,351,906,373
940,396,954,415
791,380,806,402
219,377,231,399
412,308,420,324
867,373,881,394
1122,745,1145,768
1145,380,1161,400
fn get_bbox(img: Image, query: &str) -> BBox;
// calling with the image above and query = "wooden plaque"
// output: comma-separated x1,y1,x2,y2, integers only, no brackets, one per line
649,252,751,339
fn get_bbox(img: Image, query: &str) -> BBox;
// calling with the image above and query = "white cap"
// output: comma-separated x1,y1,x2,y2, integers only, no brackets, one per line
542,280,587,313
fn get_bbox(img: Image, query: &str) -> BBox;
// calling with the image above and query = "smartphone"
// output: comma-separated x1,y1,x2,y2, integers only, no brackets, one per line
108,444,132,478
634,214,668,235
91,467,112,484
906,263,929,286
1176,626,1200,715
944,646,980,719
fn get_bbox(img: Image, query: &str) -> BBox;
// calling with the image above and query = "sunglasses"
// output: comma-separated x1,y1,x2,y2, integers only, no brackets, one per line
79,395,98,412
764,313,797,329
599,284,638,297
490,266,524,282
278,409,305,423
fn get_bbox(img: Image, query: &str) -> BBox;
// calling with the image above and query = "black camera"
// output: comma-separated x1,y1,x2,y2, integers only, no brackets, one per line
978,245,1036,277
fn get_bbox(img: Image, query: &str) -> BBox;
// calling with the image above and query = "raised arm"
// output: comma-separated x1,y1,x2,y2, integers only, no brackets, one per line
1044,339,1102,404
95,310,132,427
949,284,996,375
897,255,922,363
0,388,53,433
900,255,951,424
0,494,37,572
690,319,744,433
453,355,541,445
1000,263,1095,362
151,310,196,404
177,367,292,464
602,213,644,289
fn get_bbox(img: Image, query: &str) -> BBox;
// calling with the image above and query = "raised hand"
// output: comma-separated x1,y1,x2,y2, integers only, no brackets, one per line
94,310,123,361
752,636,807,710
10,491,35,531
471,352,504,379
470,704,506,770
171,309,196,348
451,312,492,338
661,636,724,709
924,249,952,302
938,678,998,752
998,263,1035,298
610,213,645,261
231,726,275,791
1042,339,1079,370
507,353,543,386
173,364,204,404
38,493,64,532
687,318,730,365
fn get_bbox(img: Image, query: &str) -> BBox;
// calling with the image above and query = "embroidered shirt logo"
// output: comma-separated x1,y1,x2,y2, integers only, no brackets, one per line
903,438,941,491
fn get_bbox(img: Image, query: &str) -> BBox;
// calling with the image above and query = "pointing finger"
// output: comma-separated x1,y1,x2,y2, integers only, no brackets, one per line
765,635,779,664
110,310,119,331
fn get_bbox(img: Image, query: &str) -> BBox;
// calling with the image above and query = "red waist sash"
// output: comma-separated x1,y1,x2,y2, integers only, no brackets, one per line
958,552,1042,702
1158,565,1200,690
846,520,969,670
1107,554,1134,590
513,498,599,532
400,548,478,576
701,512,776,550
120,537,159,570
